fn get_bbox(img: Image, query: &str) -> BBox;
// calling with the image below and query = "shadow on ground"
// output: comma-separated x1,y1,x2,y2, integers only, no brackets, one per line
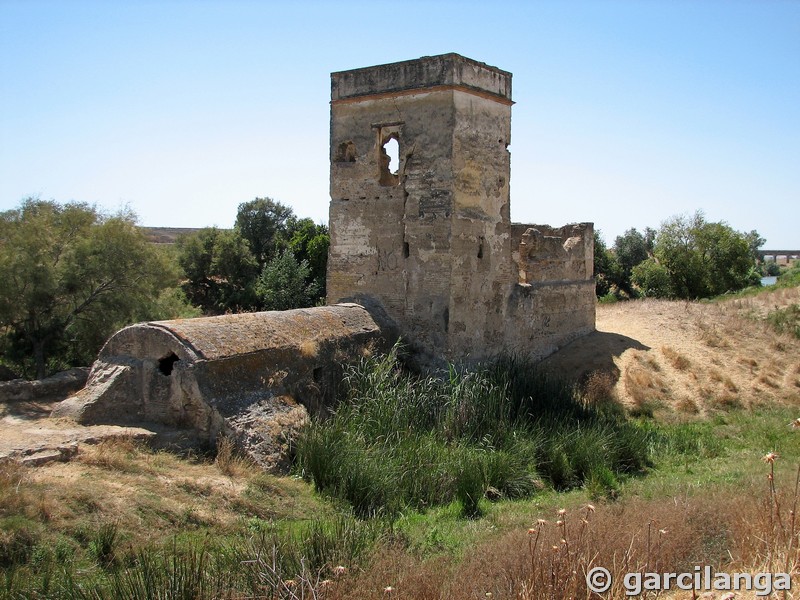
540,330,650,385
0,399,57,421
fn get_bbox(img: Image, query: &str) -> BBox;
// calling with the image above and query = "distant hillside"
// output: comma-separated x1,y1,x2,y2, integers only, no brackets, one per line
139,227,204,244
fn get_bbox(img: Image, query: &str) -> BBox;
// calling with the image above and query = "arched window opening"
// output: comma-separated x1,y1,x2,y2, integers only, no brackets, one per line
379,131,401,187
383,137,399,175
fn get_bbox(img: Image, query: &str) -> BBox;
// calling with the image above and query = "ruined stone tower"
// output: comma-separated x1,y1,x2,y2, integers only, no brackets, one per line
328,54,595,365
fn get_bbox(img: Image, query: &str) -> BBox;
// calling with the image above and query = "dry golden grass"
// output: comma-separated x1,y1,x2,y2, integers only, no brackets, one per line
3,437,332,557
326,498,727,599
299,339,319,358
0,458,29,516
662,346,691,370
214,435,257,478
623,352,671,414
325,471,800,600
580,370,617,406
573,292,800,416
77,435,142,473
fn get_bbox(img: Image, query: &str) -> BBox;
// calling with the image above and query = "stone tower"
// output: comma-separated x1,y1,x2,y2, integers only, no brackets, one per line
327,54,595,365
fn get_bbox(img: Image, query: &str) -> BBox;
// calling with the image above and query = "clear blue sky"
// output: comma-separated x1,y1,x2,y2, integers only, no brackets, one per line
1,0,798,247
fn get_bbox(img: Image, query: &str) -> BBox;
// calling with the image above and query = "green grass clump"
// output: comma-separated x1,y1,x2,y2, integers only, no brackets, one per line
776,262,800,288
296,346,651,518
766,304,800,339
0,513,381,599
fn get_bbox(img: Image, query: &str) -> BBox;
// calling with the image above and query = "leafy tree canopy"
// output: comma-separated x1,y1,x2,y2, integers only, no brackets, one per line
643,212,761,299
235,197,294,267
0,198,190,378
614,228,652,277
176,227,259,314
593,230,622,298
178,199,329,314
256,250,321,311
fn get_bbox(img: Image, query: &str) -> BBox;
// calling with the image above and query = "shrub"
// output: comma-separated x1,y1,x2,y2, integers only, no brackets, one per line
766,304,800,339
0,517,39,567
631,257,672,298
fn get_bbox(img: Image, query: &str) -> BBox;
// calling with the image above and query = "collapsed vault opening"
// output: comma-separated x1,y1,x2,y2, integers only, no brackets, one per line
158,352,180,376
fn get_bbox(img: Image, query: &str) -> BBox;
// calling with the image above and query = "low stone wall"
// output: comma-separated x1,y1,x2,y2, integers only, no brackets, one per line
504,280,597,362
0,368,89,404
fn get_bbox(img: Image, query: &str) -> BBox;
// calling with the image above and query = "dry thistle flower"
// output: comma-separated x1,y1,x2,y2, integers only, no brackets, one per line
720,593,735,600
284,580,297,589
556,520,564,527
384,586,395,594
762,451,779,463
659,528,668,535
791,418,800,430
333,565,347,576
537,518,547,525
552,545,560,552
558,508,567,515
528,527,537,535
585,503,595,512
320,580,332,588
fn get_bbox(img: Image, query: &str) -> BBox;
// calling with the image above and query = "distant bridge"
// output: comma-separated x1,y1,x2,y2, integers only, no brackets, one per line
758,250,800,263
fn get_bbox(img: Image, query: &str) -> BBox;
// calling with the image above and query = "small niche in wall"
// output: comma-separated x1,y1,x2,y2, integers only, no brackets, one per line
335,141,357,162
477,236,484,259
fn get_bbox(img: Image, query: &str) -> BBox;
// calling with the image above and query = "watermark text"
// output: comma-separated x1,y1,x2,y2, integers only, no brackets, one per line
585,566,791,597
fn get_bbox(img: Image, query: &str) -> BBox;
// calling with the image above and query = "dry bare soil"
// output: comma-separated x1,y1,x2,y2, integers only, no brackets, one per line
543,286,800,416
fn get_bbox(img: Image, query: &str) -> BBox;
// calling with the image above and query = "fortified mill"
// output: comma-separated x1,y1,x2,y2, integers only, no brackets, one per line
55,54,596,469
327,53,595,365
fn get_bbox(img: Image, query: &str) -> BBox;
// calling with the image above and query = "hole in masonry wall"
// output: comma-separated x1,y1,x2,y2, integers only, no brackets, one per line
158,353,179,376
379,131,401,186
383,137,399,174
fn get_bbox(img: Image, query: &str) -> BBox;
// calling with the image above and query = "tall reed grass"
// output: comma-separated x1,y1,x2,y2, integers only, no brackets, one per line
297,346,651,517
0,513,381,599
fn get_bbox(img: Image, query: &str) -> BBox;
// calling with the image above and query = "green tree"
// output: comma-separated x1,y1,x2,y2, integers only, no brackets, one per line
0,199,187,378
176,228,259,314
256,251,321,311
653,212,760,299
235,197,294,267
593,231,622,298
286,218,329,301
613,228,650,293
631,258,672,298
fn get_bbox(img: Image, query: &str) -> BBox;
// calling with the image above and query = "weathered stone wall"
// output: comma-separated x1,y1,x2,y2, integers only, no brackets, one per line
512,223,594,284
328,54,595,365
54,304,398,470
0,368,89,403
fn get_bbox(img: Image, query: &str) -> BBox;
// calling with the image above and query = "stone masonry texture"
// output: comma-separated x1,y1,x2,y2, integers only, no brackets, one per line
53,304,397,470
327,53,595,366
